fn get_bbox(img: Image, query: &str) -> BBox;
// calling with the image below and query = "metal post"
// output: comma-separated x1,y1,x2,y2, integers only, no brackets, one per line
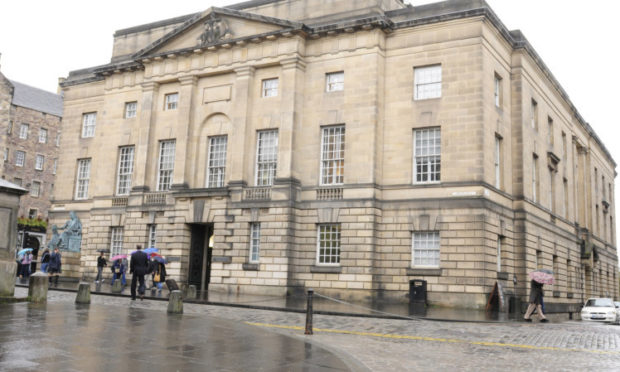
305,289,314,335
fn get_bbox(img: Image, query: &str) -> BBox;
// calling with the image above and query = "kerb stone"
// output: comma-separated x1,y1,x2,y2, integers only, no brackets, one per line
168,290,183,314
75,282,91,304
28,272,48,303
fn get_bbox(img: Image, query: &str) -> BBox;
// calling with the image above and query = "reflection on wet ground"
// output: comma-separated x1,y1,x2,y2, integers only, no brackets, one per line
17,280,520,322
0,301,352,371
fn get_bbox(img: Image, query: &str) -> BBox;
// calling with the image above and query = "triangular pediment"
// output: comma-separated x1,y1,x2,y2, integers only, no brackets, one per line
135,7,304,58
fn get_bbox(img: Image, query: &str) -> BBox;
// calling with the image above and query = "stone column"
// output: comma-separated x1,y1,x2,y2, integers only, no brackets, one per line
277,57,306,183
229,66,255,184
167,290,183,314
0,182,27,297
75,282,91,304
172,75,198,190
132,81,159,193
28,272,48,303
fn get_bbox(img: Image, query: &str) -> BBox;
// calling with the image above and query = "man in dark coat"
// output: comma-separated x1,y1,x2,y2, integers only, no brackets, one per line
47,248,62,286
130,245,149,300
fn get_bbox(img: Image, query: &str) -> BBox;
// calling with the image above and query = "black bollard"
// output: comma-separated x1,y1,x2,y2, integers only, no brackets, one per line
305,289,314,335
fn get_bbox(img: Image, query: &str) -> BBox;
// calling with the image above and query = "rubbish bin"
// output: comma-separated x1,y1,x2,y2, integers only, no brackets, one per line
409,279,427,304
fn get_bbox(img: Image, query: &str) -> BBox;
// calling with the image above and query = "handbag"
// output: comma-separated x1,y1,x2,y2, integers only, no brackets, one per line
153,272,161,282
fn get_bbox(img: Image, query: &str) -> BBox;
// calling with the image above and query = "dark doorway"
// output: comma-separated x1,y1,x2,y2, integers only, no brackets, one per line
188,224,213,291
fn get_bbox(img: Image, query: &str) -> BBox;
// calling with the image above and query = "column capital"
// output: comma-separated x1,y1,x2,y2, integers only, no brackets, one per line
141,81,160,92
178,75,198,86
234,66,256,78
280,57,306,71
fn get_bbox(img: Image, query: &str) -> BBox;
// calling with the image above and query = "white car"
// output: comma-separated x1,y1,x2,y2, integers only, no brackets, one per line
580,298,617,322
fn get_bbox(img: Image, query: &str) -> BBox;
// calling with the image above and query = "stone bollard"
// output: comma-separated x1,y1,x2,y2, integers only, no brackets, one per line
28,272,48,303
111,280,122,293
187,285,197,299
75,282,91,304
167,290,183,314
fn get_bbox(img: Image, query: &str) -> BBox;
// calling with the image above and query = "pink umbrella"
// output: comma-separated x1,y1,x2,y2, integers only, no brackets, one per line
529,269,554,285
110,254,127,261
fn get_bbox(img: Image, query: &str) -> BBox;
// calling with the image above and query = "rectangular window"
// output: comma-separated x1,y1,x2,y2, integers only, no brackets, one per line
157,140,175,191
326,72,344,92
110,227,124,256
549,169,555,212
414,127,441,183
530,99,538,130
414,65,442,100
7,121,12,134
31,181,41,197
249,223,261,263
494,74,502,107
548,117,554,146
3,148,7,162
532,154,538,202
125,101,137,118
317,224,341,265
262,78,278,97
412,231,440,267
53,158,58,175
116,146,135,195
206,136,227,188
494,136,502,189
320,125,345,186
75,158,91,200
81,113,96,138
148,224,157,248
28,209,38,219
497,236,503,272
39,128,48,143
567,259,573,290
19,124,29,139
562,132,567,159
15,150,25,167
35,154,44,171
563,178,569,218
13,178,22,187
56,132,61,147
164,93,178,111
255,130,278,186
535,250,542,269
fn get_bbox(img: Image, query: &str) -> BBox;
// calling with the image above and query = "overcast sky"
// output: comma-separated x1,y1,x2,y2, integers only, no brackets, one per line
2,0,620,235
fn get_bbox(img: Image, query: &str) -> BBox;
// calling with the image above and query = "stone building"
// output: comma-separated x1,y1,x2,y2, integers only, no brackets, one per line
0,61,63,252
51,0,617,310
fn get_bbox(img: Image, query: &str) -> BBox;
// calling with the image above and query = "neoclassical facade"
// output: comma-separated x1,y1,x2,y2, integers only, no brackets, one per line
51,0,617,309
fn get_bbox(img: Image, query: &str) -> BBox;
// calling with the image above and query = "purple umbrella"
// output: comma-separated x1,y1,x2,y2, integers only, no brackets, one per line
152,256,167,264
529,269,554,285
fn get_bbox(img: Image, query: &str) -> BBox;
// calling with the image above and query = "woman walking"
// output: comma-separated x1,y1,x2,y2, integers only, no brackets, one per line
524,279,548,322
47,247,62,287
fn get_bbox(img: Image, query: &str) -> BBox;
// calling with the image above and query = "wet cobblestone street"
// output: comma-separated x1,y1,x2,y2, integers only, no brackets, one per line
6,287,620,371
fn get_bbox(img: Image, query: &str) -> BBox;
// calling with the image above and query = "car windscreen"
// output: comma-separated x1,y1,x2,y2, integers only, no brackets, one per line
585,299,614,307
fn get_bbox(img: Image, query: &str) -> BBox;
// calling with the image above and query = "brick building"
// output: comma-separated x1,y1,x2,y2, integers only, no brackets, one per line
0,62,63,251
51,0,617,310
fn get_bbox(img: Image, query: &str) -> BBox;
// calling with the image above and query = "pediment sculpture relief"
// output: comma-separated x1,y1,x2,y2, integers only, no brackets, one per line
198,14,233,46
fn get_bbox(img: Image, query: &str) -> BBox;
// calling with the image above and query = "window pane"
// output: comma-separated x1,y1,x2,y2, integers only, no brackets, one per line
414,65,442,100
412,231,440,267
413,128,441,183
326,72,344,92
262,78,278,97
207,136,227,188
249,223,261,263
165,93,178,110
125,102,137,118
110,227,124,256
320,126,345,185
76,159,91,199
82,113,96,138
116,146,135,195
255,130,278,186
157,140,175,191
317,224,341,264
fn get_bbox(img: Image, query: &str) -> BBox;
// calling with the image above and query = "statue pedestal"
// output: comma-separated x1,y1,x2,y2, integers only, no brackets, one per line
0,260,17,297
59,251,82,280
67,236,82,252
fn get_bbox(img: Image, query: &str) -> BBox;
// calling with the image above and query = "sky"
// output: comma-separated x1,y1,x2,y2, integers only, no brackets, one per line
2,0,620,236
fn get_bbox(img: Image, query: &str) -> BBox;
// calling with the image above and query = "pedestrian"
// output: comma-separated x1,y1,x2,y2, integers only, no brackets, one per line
121,258,128,286
40,249,51,273
95,251,107,283
20,251,33,279
523,279,548,322
130,245,149,301
111,259,126,286
152,260,167,293
47,247,62,286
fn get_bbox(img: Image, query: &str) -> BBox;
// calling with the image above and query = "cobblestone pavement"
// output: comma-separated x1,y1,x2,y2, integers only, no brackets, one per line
14,288,620,371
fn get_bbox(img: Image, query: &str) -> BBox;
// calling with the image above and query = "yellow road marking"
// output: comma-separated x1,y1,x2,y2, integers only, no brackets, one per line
244,322,620,355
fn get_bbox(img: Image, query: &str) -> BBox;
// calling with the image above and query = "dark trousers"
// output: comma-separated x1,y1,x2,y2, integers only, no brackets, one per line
95,267,103,282
131,273,146,299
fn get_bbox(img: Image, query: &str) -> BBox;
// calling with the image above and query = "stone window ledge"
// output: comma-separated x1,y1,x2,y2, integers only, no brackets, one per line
310,266,342,274
406,268,442,276
242,263,259,271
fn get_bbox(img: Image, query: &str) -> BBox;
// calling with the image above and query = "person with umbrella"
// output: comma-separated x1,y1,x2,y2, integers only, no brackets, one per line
110,256,127,287
524,269,553,322
19,248,33,279
150,255,167,293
